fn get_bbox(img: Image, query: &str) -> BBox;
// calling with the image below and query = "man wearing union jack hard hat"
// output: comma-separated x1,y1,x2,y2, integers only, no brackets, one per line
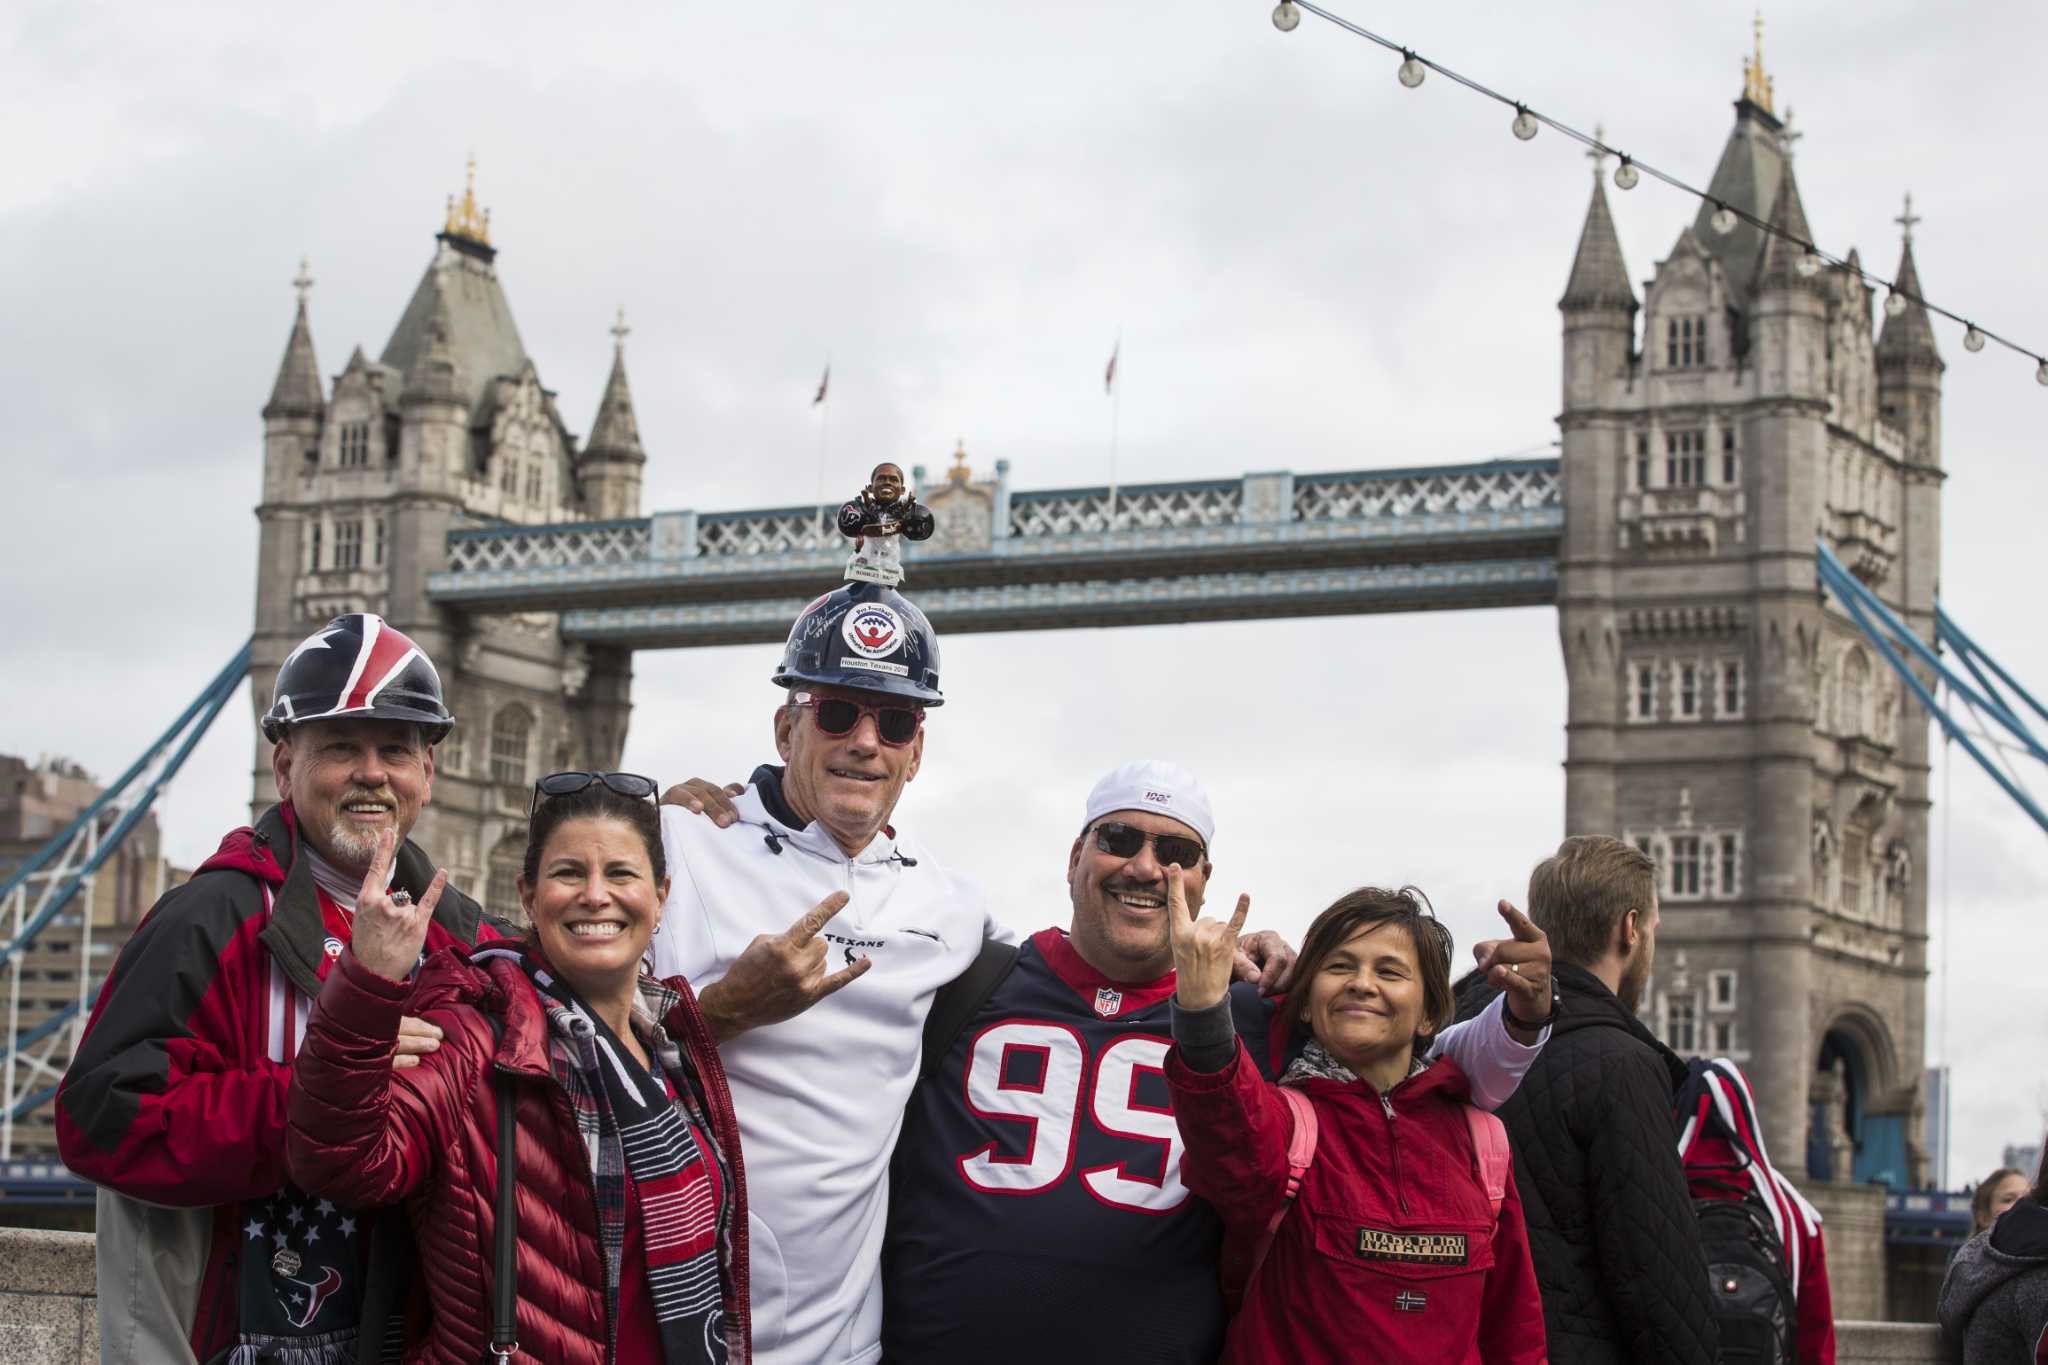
58,613,498,1364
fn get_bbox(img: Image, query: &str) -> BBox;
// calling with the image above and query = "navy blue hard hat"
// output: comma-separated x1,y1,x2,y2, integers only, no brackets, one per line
772,583,944,706
261,614,456,743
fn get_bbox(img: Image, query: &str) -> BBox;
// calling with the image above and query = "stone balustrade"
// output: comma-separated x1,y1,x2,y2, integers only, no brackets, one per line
0,1225,1949,1364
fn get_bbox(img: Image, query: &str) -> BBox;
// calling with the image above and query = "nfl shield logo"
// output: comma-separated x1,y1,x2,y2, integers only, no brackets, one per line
1094,987,1122,1017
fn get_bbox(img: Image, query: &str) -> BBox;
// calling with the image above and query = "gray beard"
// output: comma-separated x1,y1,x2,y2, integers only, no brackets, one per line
313,818,381,873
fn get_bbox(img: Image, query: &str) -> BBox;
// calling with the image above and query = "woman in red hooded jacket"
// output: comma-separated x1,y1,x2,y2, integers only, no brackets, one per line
1165,877,1546,1365
285,774,749,1364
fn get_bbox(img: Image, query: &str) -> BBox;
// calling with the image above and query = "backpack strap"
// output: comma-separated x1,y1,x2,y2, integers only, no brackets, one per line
1243,1086,1320,1294
1464,1104,1510,1222
919,939,1020,1082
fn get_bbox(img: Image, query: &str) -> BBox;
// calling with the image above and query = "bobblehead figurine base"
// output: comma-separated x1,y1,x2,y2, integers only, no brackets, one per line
838,462,935,587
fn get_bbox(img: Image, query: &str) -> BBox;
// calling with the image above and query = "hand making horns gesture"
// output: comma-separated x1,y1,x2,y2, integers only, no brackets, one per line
695,891,872,1044
344,827,451,1069
1167,863,1251,1013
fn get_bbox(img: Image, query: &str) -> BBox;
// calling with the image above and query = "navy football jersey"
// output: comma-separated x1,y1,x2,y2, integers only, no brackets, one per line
881,927,1278,1364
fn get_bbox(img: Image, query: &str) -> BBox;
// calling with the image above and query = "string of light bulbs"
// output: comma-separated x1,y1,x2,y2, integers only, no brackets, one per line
1268,0,2048,386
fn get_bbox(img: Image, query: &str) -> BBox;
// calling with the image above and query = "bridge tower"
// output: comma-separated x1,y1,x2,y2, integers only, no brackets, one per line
1556,53,1941,1187
250,164,641,912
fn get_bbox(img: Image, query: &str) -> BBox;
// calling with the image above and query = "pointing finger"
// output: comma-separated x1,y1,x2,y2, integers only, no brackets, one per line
1165,865,1191,935
814,952,873,999
1225,892,1251,938
1498,899,1543,943
788,891,850,944
415,869,449,921
359,827,397,905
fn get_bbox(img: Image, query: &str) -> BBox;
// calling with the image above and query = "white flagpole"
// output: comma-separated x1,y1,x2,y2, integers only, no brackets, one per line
811,360,832,546
1106,333,1121,532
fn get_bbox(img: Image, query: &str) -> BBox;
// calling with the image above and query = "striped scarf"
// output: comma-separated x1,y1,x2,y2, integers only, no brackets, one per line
487,947,740,1364
1280,1037,1431,1090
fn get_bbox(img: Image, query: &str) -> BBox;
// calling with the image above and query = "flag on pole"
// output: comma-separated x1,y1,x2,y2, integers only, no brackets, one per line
1104,341,1118,395
813,364,830,406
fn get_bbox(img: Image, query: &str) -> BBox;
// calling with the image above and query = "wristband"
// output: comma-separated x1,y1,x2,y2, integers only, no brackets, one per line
1506,989,1559,1031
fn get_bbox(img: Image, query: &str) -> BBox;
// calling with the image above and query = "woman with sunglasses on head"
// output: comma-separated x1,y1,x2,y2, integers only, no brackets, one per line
285,772,749,1364
1164,876,1546,1365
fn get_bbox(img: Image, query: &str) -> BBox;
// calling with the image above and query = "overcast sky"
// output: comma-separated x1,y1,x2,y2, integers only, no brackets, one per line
4,0,2043,1187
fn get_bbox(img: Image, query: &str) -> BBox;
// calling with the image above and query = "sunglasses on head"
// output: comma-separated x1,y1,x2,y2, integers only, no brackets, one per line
1092,821,1206,870
787,690,924,747
530,770,660,817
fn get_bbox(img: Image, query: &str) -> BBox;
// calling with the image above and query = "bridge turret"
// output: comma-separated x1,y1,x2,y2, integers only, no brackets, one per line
1747,158,1830,404
1559,174,1638,414
1876,219,1944,472
261,260,325,506
578,309,647,520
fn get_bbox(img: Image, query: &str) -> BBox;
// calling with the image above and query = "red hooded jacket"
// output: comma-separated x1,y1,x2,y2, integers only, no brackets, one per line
285,944,750,1363
56,802,491,1359
1168,1042,1547,1365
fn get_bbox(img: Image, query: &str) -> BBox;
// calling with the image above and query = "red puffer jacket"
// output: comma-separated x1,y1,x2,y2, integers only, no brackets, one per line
1168,1043,1547,1365
285,945,749,1363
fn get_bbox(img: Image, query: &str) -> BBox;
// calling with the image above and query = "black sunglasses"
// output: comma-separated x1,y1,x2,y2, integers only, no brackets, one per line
787,690,923,747
530,770,660,817
1092,821,1206,870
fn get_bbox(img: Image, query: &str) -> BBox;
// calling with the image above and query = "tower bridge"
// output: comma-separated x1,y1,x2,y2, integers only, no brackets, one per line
423,457,1563,645
7,57,1992,1299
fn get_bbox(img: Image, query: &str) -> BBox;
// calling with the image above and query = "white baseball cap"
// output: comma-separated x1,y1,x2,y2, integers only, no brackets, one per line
1082,759,1215,848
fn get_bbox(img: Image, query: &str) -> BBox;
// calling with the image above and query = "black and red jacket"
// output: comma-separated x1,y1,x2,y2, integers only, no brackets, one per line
56,801,493,1362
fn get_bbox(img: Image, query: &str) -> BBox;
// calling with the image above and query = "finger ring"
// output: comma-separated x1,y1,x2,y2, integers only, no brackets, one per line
1508,963,1521,974
390,889,413,907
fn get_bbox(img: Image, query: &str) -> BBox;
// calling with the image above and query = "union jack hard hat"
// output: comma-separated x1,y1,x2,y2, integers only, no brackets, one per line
261,614,455,743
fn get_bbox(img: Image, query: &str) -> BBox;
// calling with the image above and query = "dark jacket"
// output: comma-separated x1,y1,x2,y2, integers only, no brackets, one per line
286,945,751,1364
57,802,489,1362
1454,962,1719,1365
1938,1198,2048,1365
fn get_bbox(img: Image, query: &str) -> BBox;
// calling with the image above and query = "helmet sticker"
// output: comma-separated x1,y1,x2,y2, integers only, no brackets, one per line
842,602,905,659
843,658,911,677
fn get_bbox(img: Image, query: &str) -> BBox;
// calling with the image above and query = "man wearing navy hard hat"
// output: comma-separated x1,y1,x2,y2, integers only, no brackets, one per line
647,578,989,1364
59,614,491,1363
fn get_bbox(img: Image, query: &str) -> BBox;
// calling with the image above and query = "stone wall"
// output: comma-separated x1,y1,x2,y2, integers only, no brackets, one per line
0,1227,1947,1363
1799,1176,1892,1319
0,1229,95,1362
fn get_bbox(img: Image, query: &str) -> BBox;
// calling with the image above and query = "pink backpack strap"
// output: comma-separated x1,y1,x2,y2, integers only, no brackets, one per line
1464,1104,1510,1222
1243,1086,1319,1296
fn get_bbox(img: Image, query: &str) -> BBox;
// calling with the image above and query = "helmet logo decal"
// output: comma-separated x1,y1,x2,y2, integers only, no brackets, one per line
842,603,904,659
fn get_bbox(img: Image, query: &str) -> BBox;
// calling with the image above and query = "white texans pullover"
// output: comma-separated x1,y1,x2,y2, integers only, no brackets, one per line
649,768,1005,1365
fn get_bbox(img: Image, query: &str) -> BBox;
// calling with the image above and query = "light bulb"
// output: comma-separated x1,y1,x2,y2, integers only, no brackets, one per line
1613,159,1639,191
1885,291,1908,318
1397,53,1425,88
1796,250,1822,279
1711,203,1738,235
1511,107,1539,141
1963,326,1986,353
1271,1,1300,31
2037,359,2048,387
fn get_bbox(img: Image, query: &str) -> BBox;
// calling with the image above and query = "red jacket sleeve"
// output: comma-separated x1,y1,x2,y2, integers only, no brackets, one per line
1164,1039,1294,1234
56,879,294,1205
1796,1218,1836,1365
284,948,464,1208
1477,1160,1549,1365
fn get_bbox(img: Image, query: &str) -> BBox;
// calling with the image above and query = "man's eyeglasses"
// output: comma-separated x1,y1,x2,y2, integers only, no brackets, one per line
530,770,660,817
1091,821,1206,870
787,690,923,748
